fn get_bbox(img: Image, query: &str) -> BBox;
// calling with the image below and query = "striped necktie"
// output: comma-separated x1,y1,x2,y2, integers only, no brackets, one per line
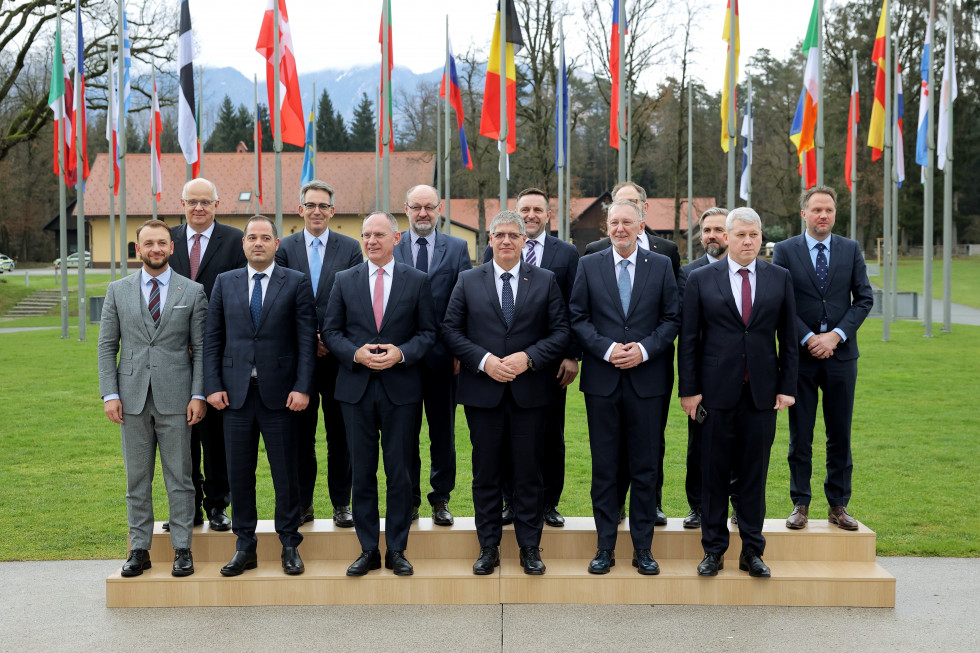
148,278,161,324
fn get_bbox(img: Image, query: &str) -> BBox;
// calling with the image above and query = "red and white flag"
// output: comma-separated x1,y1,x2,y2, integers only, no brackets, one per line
149,74,163,201
255,0,305,148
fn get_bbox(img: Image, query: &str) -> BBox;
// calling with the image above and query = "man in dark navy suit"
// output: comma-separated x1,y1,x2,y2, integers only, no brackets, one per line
203,215,317,577
275,180,363,529
323,211,437,577
394,184,472,527
570,200,680,576
443,210,570,576
169,178,247,533
679,207,798,578
772,186,873,532
482,188,580,528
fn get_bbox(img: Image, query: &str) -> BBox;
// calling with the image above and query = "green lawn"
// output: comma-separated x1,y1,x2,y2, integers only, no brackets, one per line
0,319,976,560
869,257,980,308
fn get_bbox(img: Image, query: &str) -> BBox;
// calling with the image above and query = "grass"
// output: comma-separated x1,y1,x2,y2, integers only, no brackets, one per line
868,257,980,308
0,317,977,561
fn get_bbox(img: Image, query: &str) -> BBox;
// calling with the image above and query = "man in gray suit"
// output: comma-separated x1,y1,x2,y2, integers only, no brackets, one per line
98,219,209,578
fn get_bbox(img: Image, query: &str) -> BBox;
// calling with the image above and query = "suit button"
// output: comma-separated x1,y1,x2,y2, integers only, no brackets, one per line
146,364,151,369
254,337,258,341
744,330,748,335
625,326,630,331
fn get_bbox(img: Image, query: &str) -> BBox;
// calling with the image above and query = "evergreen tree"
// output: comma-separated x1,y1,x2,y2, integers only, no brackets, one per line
348,93,376,152
316,90,349,152
205,96,242,152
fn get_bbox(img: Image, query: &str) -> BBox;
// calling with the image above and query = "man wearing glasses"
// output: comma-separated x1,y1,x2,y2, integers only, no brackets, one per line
168,178,246,533
275,180,363,529
394,184,472,526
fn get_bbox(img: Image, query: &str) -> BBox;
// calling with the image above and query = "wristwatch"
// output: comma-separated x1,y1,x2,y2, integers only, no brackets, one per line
526,353,535,371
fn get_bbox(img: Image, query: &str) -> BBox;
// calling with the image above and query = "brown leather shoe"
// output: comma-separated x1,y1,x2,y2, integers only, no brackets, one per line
829,506,859,531
785,505,809,529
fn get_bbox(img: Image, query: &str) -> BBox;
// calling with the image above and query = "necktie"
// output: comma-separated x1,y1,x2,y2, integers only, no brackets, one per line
373,268,385,331
500,272,514,326
148,278,161,324
250,273,265,329
618,260,631,314
189,233,201,281
416,237,429,273
738,268,752,325
309,237,322,296
815,242,828,293
525,240,537,266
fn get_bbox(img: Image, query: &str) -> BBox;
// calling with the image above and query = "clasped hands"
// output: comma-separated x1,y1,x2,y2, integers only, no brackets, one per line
484,352,530,383
609,342,643,369
806,331,841,359
355,343,404,371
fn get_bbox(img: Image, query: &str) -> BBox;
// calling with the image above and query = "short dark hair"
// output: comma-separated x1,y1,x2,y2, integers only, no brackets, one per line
244,214,278,238
800,185,838,211
517,187,549,204
136,219,171,241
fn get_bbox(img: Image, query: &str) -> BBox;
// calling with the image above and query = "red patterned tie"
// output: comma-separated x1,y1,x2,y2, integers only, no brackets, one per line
373,268,385,331
148,278,161,323
739,268,751,381
189,233,201,281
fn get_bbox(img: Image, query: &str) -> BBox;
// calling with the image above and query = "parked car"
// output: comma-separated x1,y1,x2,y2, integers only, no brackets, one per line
53,251,93,270
0,254,14,273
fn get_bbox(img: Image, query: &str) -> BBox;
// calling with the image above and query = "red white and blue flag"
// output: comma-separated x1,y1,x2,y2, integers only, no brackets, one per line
609,0,627,149
72,3,90,189
440,37,472,170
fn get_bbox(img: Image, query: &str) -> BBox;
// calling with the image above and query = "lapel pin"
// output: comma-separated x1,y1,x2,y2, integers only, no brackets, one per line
523,277,529,281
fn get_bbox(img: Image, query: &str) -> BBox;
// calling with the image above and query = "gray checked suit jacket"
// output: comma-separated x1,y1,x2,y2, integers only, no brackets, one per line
98,270,209,415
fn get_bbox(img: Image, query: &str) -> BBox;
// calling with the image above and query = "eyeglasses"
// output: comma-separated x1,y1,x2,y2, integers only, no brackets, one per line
183,199,213,208
407,204,439,214
303,202,333,212
361,231,393,240
491,232,524,241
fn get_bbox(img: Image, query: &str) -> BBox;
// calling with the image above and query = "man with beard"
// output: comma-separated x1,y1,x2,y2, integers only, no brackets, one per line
98,220,209,578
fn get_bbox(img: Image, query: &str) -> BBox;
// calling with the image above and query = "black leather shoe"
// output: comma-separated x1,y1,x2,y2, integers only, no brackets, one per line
121,549,151,577
172,548,194,577
738,552,771,578
432,501,454,526
697,552,724,576
519,546,546,575
683,509,701,529
220,550,258,577
632,548,660,575
300,505,315,524
333,505,354,528
543,506,565,527
501,503,515,525
654,506,668,526
281,546,304,575
208,508,231,531
385,550,414,576
472,546,500,575
588,549,615,574
163,508,204,532
410,506,420,522
346,550,382,576
618,504,626,524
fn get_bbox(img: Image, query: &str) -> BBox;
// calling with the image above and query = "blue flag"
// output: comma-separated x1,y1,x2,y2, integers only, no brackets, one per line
301,110,315,185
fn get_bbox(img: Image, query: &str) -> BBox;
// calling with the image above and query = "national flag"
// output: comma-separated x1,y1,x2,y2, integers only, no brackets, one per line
194,80,201,178
149,74,163,201
378,0,394,155
120,3,131,116
895,62,905,187
609,0,627,150
440,37,473,170
739,110,752,201
48,20,75,187
255,0,305,147
255,106,263,205
554,27,568,170
106,54,120,196
720,0,740,152
789,0,819,158
178,0,198,173
868,0,887,161
937,18,957,171
72,4,90,189
480,0,524,154
301,110,315,185
845,57,860,192
915,13,930,182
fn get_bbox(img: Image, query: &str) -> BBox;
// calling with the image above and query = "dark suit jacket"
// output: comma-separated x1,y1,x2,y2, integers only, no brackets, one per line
442,261,571,409
569,247,680,398
771,234,874,361
203,265,317,410
585,227,681,280
394,230,472,368
275,228,363,329
321,261,438,405
678,259,798,411
170,221,247,298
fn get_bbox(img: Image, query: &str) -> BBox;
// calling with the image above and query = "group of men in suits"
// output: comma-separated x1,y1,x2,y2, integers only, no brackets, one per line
100,175,871,580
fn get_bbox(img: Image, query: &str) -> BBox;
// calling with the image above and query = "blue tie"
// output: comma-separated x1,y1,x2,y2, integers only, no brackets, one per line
618,259,631,314
500,272,514,327
309,238,322,296
416,237,429,273
250,272,265,329
525,240,537,266
815,242,828,293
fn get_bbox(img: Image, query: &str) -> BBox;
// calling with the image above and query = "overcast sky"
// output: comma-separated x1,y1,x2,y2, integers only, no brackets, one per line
188,0,818,92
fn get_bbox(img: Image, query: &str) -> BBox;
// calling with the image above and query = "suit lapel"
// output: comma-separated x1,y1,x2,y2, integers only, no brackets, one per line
540,235,557,270
713,263,743,325
256,266,285,331
824,234,843,290
380,264,406,332
394,234,412,266
481,264,509,327
352,263,375,330
315,234,336,298
128,273,154,341
747,261,769,327
599,249,626,318
511,261,534,324
795,236,822,293
428,232,446,272
195,223,224,279
626,251,653,317
171,224,190,273
230,269,256,334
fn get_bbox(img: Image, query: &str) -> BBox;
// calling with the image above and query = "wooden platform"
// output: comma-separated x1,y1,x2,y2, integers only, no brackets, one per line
106,517,895,607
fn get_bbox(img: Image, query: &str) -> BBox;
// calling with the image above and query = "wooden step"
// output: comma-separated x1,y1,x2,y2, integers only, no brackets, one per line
144,517,877,564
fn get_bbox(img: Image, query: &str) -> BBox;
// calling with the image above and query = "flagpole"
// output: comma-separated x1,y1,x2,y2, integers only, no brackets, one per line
891,39,899,322
687,80,693,262
108,43,116,282
444,16,452,235
197,66,203,178
151,69,158,221
626,82,633,181
882,0,892,341
498,0,508,211
55,0,68,338
815,0,824,185
118,1,127,277
941,0,953,333
382,0,391,213
312,81,317,181
375,84,380,210
436,81,442,203
850,50,858,243
923,0,935,337
254,74,260,215
617,0,626,183
726,1,737,210
273,0,283,235
746,75,753,208
75,0,86,341
557,22,566,241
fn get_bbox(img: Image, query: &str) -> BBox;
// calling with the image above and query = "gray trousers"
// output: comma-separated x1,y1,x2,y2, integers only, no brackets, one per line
121,388,194,550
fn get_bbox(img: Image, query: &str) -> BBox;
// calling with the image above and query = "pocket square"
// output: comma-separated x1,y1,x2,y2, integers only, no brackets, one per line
174,305,188,309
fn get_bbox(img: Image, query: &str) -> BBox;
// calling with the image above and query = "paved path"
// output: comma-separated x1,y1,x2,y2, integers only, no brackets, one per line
1,557,976,652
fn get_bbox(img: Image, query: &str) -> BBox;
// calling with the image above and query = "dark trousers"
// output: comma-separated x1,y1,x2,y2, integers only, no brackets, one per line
465,388,546,548
586,379,663,551
190,407,230,513
701,383,776,557
411,361,457,508
616,382,670,510
297,354,351,509
686,419,740,515
501,385,566,508
340,376,416,553
223,384,303,552
788,354,857,507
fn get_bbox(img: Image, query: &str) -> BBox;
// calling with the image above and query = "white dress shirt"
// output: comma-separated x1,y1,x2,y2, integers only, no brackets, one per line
523,232,546,267
604,247,649,363
410,229,436,269
478,260,522,372
186,221,215,260
367,258,395,314
727,256,757,320
247,262,275,304
801,231,847,344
